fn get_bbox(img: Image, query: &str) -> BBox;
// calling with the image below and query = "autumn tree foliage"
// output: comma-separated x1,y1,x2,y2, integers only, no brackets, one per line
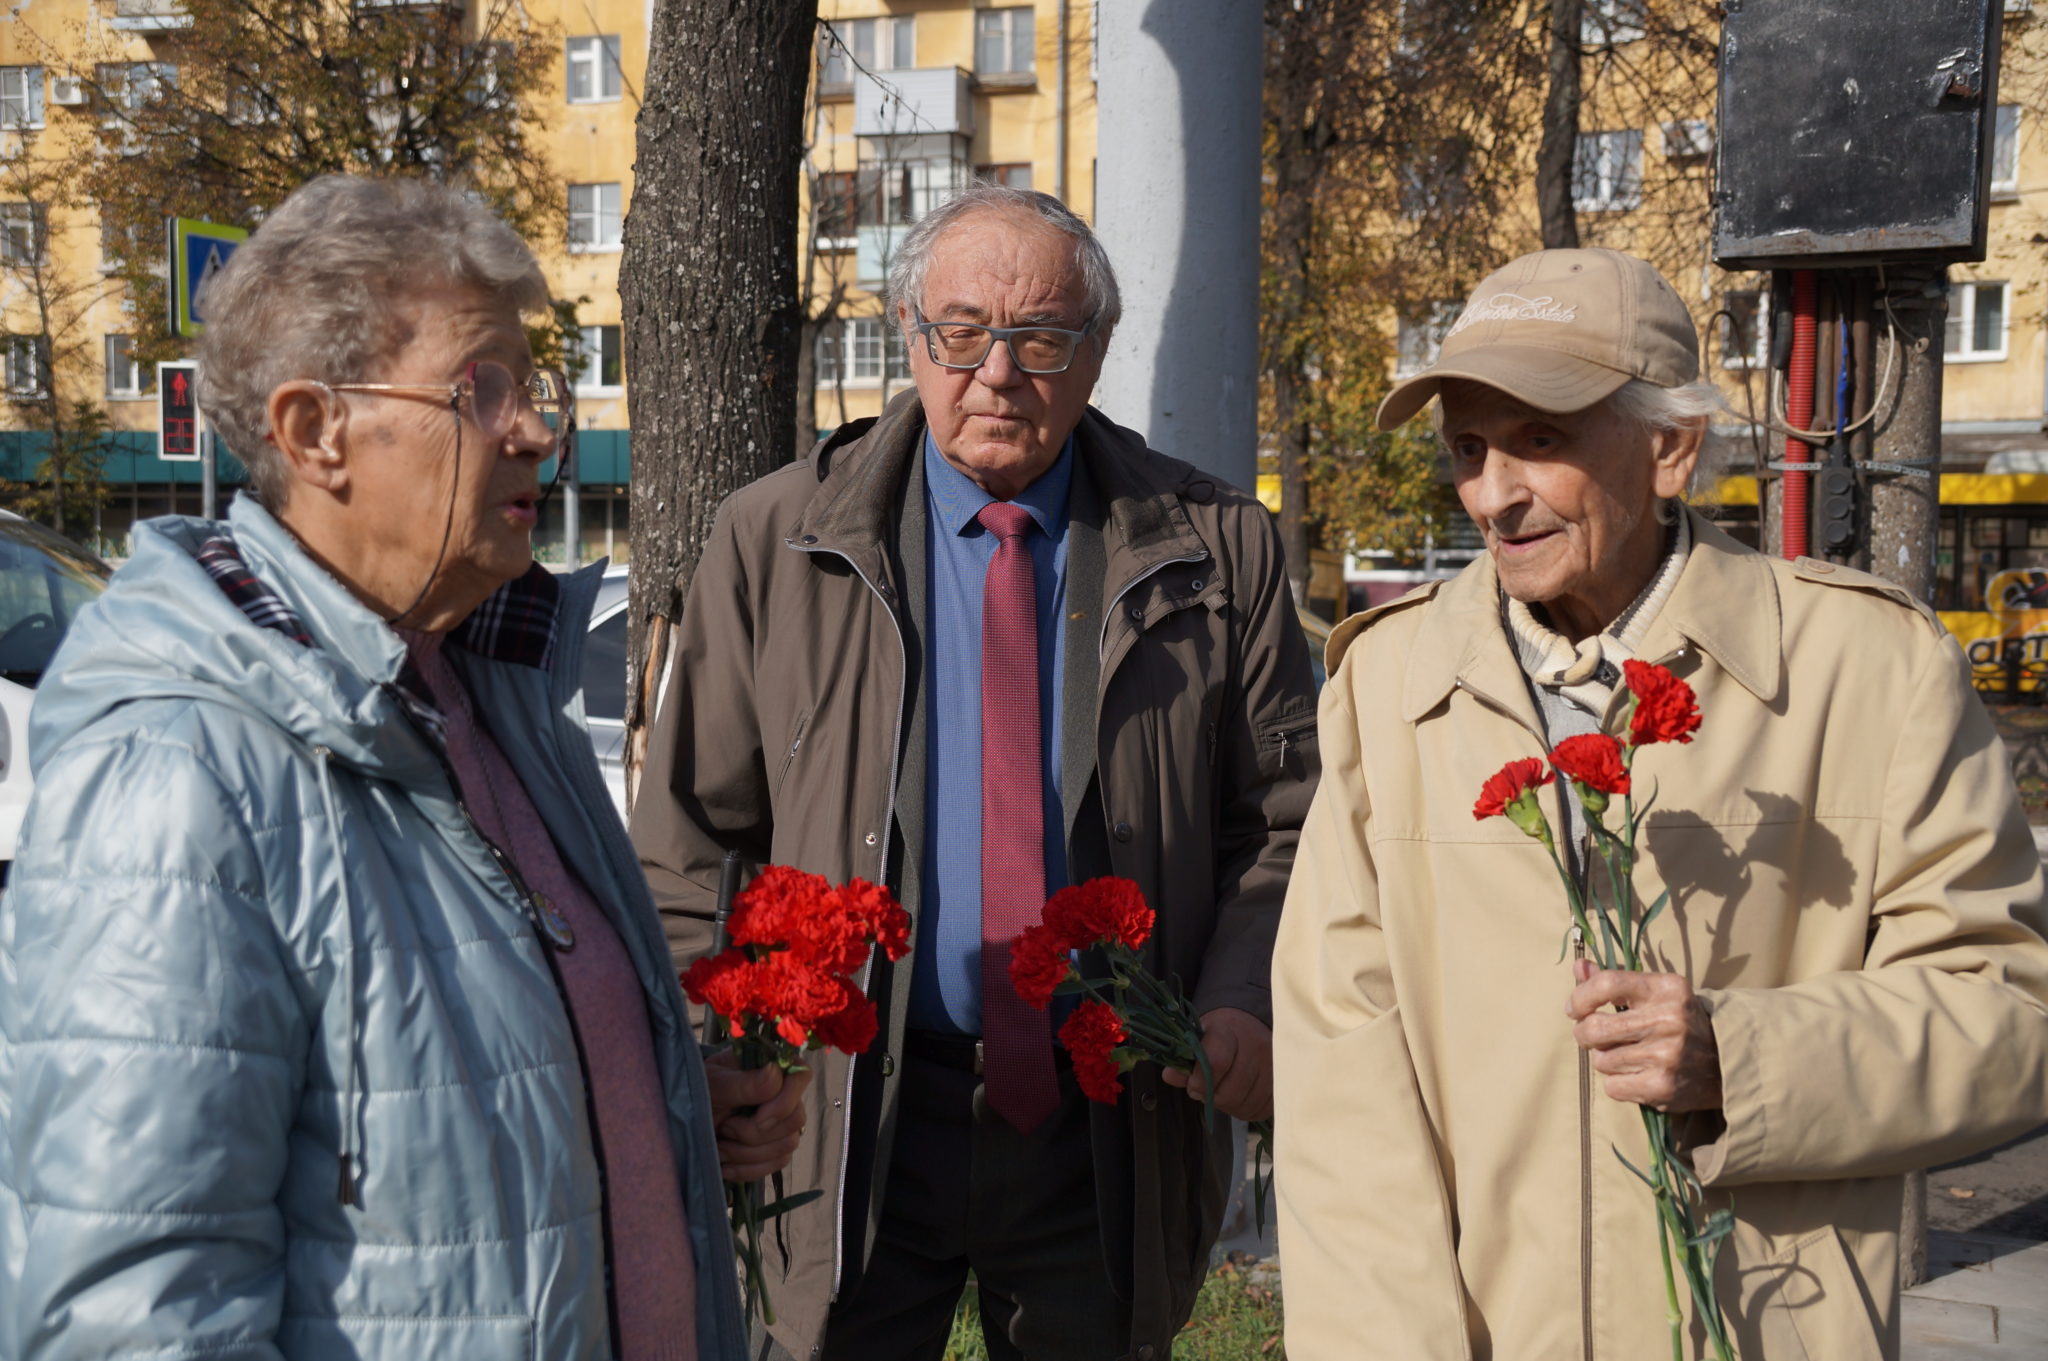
1263,0,1727,579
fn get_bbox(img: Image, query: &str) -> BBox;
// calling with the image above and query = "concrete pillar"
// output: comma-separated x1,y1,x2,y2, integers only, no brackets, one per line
1091,0,1261,492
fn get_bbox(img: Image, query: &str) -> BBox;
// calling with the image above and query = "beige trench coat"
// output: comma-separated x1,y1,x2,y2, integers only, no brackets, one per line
632,393,1320,1360
1273,512,2048,1361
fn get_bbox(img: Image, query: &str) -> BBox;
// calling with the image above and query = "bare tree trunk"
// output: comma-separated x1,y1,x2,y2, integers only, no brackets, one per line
1263,0,1323,606
620,0,818,802
1537,0,1583,249
1274,370,1311,608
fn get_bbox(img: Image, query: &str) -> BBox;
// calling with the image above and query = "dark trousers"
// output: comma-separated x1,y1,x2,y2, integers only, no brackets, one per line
759,1039,1130,1361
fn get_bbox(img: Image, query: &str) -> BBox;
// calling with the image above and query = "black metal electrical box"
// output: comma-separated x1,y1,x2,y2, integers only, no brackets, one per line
1713,0,2002,271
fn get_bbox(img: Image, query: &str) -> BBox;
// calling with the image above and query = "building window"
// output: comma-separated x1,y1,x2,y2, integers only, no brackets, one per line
976,163,1032,190
565,35,622,104
815,170,858,248
1720,289,1768,369
1946,281,2009,362
1396,301,1461,377
1580,0,1646,45
857,151,968,227
819,15,915,88
1993,105,2020,198
3,335,49,398
0,66,44,128
572,323,623,393
817,318,909,386
97,61,176,114
1660,118,1712,163
568,182,623,251
0,203,42,265
976,8,1036,78
1572,129,1643,212
106,334,153,398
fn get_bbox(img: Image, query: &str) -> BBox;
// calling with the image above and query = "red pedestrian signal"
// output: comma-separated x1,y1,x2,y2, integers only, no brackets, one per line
159,363,200,462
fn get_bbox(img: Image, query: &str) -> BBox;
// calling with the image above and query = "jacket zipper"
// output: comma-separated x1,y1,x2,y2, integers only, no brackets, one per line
788,540,910,1302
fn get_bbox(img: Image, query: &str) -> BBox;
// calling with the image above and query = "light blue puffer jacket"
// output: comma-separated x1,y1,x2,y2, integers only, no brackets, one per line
0,497,745,1360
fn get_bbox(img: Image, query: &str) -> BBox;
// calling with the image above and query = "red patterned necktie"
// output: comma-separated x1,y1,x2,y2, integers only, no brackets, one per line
976,500,1060,1135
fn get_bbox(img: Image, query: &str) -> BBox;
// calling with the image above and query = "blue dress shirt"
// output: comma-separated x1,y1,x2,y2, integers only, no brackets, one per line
910,432,1073,1035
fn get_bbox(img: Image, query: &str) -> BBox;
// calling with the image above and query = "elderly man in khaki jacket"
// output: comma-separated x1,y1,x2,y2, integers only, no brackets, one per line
1274,248,2048,1360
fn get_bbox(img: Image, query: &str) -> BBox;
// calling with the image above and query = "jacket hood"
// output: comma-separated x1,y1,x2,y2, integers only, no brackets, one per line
32,496,446,788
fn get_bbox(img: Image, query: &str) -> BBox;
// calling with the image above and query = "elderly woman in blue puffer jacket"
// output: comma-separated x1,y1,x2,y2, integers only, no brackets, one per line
0,176,799,1360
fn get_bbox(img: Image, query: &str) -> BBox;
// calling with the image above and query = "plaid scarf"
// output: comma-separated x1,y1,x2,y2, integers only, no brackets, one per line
197,530,561,750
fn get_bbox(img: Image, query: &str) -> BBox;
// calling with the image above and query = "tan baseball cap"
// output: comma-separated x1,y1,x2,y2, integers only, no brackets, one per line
1376,248,1700,431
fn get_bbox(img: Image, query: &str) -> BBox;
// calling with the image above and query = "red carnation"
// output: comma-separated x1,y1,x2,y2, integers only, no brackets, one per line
1551,733,1631,797
1042,877,1155,952
811,992,879,1055
680,952,761,1038
1622,660,1701,748
1472,757,1554,821
1059,1000,1129,1104
1009,922,1078,1009
838,878,913,963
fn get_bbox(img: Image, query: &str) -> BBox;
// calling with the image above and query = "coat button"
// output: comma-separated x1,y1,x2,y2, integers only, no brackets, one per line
1140,1092,1157,1112
1113,821,1133,842
880,1054,895,1076
1137,1347,1158,1361
865,832,878,846
801,534,819,545
1129,604,1145,621
1189,577,1204,591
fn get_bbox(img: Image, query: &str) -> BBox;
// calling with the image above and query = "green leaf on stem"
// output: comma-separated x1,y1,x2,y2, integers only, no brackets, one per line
1613,1144,1662,1192
1686,1208,1736,1249
757,1188,824,1219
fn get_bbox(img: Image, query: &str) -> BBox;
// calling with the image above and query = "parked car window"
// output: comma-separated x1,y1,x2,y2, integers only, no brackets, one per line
583,607,628,724
0,517,108,686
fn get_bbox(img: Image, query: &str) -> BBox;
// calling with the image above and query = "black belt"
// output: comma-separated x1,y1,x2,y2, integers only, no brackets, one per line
904,1029,985,1075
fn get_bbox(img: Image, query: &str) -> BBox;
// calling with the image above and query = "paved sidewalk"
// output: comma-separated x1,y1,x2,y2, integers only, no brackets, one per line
1903,1231,2048,1357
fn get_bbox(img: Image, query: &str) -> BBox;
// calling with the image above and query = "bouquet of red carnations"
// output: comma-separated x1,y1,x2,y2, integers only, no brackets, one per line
1007,876,1278,1234
1474,660,1737,1361
681,865,910,1325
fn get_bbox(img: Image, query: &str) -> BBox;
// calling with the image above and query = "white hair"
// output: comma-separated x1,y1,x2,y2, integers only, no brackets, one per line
885,182,1121,340
1431,376,1723,437
1603,377,1724,434
197,175,551,506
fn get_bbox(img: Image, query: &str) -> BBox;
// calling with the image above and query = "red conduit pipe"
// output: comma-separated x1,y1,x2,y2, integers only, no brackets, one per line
1782,269,1818,560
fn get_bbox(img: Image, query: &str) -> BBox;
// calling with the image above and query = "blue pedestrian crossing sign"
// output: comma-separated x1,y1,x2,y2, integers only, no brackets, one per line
168,218,248,339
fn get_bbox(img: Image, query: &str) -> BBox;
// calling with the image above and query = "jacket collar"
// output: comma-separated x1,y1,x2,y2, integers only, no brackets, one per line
1403,506,1783,723
789,390,1211,593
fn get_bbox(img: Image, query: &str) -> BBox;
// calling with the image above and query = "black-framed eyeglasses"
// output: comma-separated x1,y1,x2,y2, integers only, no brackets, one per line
911,309,1098,375
323,361,575,464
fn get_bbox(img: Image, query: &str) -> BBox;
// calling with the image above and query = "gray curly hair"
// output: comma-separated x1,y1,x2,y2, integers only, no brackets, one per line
885,183,1121,341
197,175,551,506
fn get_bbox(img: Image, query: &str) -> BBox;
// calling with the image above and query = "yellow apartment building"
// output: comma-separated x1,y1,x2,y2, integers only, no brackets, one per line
9,0,2047,610
0,0,1098,560
806,0,1098,430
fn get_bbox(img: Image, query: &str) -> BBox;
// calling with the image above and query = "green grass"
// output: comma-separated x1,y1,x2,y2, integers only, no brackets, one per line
943,1257,1284,1360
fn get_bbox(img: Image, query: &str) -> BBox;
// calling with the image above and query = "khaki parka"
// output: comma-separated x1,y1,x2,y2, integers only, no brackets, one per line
632,391,1320,1360
1273,511,2048,1361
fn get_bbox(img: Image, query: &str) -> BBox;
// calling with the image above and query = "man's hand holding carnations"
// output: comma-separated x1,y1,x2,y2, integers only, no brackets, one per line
1567,963,1722,1113
705,1049,815,1183
1161,1006,1274,1122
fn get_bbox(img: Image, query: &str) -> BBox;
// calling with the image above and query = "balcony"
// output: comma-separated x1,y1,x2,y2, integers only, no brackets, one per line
109,0,191,32
853,66,973,139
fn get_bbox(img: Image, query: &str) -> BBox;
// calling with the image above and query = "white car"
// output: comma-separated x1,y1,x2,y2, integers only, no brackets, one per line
0,510,113,885
581,564,631,815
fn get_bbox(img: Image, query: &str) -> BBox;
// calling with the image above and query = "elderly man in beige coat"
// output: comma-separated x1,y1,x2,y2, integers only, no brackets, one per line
1274,248,2048,1360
